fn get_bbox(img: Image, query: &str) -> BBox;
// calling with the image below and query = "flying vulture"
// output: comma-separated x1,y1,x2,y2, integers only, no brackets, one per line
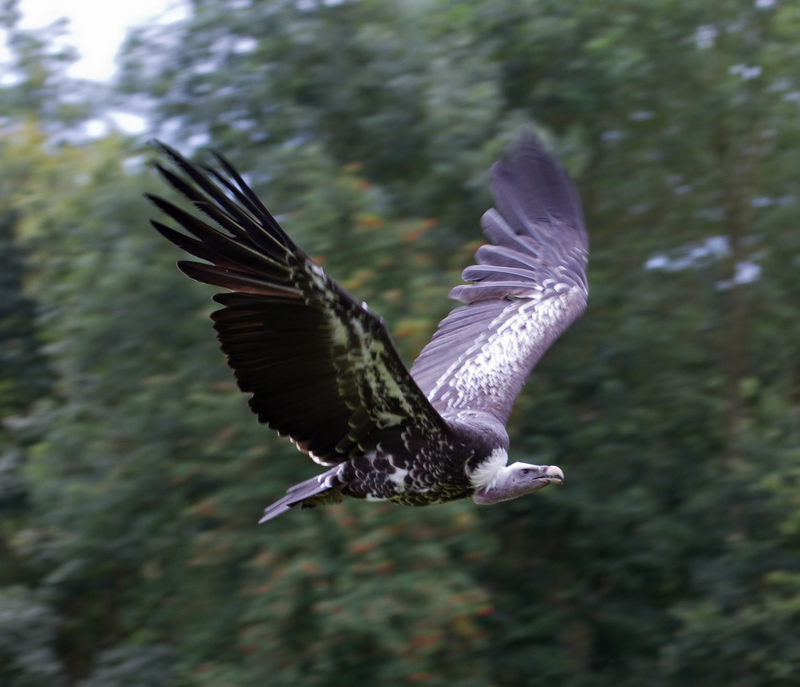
147,136,588,522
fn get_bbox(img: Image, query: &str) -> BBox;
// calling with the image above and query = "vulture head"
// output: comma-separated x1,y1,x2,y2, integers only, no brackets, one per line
471,453,564,505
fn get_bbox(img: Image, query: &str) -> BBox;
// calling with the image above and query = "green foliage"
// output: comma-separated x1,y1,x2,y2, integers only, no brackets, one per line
0,586,64,687
1,0,800,685
0,211,51,417
79,645,173,687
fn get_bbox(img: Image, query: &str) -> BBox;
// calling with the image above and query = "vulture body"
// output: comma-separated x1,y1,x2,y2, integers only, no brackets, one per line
147,136,588,522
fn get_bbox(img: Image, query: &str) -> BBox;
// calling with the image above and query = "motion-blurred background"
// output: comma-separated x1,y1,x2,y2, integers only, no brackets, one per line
1,0,799,685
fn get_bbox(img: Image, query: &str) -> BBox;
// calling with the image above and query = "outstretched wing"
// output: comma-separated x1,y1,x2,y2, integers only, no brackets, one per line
411,136,588,425
148,143,450,466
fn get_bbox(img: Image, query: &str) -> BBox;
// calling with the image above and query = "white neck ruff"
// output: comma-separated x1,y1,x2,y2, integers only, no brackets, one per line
468,448,508,490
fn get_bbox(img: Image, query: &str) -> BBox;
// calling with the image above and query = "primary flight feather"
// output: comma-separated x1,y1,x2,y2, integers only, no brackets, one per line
147,135,588,522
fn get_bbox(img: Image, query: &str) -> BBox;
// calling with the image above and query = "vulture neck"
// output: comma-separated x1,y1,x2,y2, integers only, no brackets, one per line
469,449,548,505
469,449,518,504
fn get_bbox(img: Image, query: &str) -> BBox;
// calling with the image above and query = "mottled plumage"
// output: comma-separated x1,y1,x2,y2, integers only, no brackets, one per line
147,135,587,522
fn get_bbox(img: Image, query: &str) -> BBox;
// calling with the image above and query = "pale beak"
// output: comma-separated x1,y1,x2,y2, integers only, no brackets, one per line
542,465,564,484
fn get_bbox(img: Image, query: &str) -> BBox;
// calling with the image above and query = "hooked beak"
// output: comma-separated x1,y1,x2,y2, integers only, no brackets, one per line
540,465,564,484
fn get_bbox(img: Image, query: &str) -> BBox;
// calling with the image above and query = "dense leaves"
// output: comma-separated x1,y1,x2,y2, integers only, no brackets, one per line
2,0,800,685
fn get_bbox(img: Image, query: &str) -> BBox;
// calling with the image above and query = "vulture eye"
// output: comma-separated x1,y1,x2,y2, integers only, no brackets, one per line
520,469,530,475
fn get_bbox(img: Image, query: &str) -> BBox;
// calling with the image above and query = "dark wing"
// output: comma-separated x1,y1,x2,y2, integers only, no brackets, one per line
148,143,450,466
410,135,588,425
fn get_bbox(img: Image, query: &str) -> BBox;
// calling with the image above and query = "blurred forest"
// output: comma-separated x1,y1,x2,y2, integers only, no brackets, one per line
1,0,800,684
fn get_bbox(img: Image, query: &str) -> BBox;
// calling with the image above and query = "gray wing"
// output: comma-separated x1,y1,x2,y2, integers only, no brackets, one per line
410,135,588,425
148,143,451,466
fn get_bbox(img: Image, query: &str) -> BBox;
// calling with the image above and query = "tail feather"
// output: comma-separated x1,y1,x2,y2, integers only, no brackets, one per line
258,466,343,523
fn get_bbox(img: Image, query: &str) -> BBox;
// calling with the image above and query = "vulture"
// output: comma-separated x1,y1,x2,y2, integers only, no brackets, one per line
147,135,588,523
